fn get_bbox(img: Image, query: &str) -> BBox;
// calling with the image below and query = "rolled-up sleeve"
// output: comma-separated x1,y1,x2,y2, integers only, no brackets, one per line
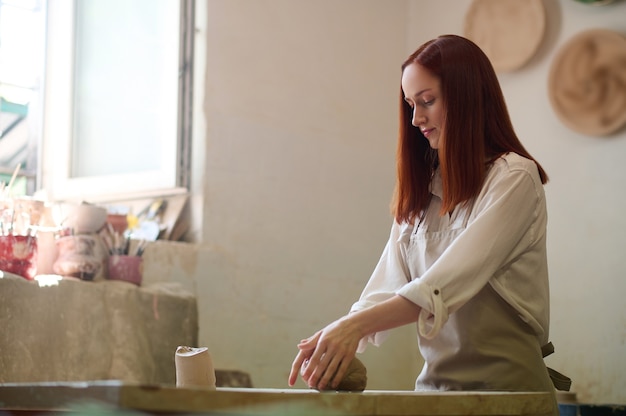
350,221,412,351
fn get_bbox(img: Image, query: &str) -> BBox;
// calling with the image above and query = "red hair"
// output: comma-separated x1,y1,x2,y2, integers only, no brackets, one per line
392,35,548,223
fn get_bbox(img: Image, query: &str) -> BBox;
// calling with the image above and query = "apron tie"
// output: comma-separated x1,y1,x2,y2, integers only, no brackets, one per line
541,342,572,391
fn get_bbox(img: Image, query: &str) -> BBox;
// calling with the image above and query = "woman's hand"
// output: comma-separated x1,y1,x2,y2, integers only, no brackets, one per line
288,316,363,390
288,296,421,389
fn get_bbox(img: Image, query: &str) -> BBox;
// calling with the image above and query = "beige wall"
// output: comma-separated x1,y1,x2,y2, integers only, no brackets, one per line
191,0,626,404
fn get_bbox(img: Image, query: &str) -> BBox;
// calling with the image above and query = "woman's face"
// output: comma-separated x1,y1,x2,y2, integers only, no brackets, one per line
401,63,444,149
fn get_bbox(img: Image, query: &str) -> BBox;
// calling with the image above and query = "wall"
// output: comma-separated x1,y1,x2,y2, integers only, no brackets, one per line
197,0,421,391
193,0,626,404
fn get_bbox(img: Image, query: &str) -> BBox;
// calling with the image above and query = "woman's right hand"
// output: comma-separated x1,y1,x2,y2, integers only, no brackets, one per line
288,331,321,387
288,316,362,390
289,296,421,389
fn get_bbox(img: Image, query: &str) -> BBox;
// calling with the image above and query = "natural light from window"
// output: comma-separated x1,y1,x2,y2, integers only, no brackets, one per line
0,0,45,196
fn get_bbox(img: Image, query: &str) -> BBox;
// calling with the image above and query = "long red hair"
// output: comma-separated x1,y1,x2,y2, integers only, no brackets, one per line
392,34,548,223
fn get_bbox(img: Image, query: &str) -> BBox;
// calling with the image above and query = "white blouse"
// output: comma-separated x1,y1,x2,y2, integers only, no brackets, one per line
351,152,550,352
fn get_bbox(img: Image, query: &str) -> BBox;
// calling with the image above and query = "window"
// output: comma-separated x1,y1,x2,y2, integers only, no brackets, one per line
0,0,45,196
1,0,193,202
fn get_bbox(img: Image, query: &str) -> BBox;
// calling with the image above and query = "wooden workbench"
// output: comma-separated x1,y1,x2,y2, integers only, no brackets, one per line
0,381,555,415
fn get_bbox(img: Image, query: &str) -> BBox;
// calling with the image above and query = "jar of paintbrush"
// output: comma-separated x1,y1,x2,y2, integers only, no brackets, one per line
0,196,42,280
101,221,148,286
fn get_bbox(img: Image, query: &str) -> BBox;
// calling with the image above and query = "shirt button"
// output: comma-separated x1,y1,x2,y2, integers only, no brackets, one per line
434,289,440,295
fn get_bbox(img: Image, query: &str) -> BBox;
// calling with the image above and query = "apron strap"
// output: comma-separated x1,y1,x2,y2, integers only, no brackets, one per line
541,342,572,391
541,341,555,357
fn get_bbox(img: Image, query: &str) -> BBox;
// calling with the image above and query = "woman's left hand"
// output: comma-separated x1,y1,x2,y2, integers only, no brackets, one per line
288,316,363,390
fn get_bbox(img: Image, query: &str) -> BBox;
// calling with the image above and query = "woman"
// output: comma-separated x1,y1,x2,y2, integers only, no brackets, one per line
288,34,560,409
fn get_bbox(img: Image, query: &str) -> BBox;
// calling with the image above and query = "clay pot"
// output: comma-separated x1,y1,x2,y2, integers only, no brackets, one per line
52,234,102,281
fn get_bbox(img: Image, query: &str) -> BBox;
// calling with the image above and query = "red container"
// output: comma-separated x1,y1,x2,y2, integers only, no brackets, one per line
107,255,143,286
0,235,38,280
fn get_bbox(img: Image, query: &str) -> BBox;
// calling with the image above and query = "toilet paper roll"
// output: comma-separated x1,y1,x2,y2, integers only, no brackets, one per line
175,346,216,389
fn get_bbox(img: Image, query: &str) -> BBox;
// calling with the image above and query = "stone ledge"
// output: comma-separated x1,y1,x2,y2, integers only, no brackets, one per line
0,275,198,385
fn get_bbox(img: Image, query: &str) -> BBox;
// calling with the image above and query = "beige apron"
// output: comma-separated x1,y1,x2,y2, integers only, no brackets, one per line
405,203,559,414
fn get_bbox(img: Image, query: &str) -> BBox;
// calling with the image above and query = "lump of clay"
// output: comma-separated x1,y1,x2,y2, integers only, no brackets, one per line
303,356,367,392
335,356,367,392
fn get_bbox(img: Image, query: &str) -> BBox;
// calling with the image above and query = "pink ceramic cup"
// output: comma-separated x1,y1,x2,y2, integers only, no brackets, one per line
107,255,143,286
